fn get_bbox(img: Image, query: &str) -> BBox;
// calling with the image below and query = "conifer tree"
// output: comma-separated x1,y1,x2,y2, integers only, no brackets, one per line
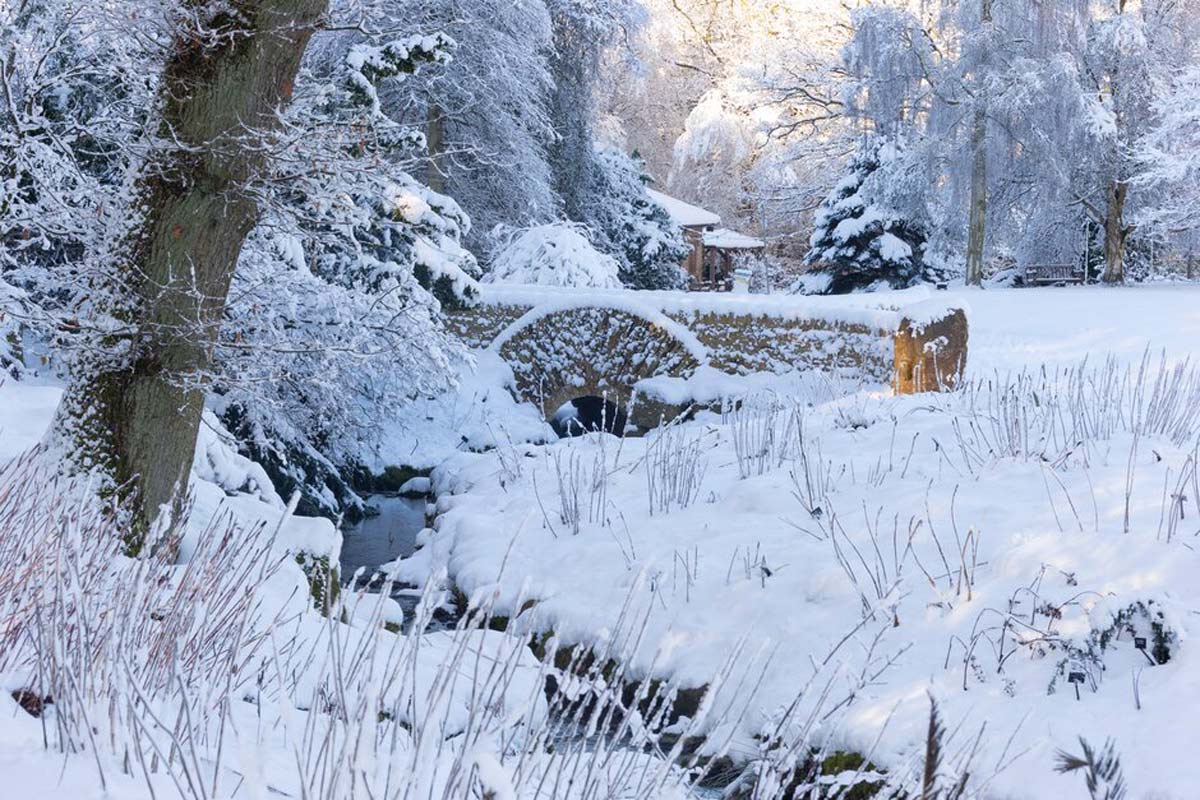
798,137,926,294
587,148,689,290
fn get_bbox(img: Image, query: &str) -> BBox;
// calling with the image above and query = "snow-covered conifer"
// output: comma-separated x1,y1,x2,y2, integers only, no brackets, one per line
584,148,689,290
798,137,925,294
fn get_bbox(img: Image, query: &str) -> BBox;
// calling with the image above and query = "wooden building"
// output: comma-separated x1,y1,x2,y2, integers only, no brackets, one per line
648,189,765,290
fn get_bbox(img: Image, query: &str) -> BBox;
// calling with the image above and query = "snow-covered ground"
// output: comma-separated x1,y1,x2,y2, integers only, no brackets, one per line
0,377,662,800
4,284,1200,798
949,284,1200,374
366,349,554,470
388,284,1200,797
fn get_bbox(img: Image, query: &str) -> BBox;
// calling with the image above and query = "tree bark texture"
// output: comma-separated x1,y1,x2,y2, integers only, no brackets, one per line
56,0,327,544
1102,179,1129,284
964,0,992,288
964,106,988,287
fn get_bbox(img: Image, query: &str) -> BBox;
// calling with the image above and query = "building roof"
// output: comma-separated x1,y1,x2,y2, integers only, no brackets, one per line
704,228,766,250
647,189,722,228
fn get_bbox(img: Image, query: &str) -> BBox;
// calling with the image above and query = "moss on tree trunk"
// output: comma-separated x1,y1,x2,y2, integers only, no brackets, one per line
54,0,327,549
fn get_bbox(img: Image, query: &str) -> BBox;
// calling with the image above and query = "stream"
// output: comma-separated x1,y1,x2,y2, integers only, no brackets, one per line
337,492,733,796
339,494,426,583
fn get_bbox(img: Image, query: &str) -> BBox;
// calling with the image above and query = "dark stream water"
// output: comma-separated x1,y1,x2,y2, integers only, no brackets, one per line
339,494,426,583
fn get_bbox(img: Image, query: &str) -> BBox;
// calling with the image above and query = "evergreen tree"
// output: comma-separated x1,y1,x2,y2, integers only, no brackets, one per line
585,148,689,290
798,137,926,294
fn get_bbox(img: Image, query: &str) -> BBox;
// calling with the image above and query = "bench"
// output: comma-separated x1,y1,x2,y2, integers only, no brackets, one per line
1024,263,1085,285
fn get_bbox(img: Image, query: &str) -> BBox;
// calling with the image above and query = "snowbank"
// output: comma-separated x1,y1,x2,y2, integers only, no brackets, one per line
397,351,1200,797
369,349,554,470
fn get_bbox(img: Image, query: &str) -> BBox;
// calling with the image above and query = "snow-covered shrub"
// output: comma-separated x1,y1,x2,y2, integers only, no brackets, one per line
485,223,622,288
798,136,926,294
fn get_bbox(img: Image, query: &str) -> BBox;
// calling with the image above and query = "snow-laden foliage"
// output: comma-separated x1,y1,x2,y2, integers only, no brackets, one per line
798,137,925,294
1136,66,1200,236
1,2,487,519
668,89,756,226
599,0,853,254
0,0,165,371
606,0,1200,282
582,148,690,290
384,0,557,262
485,223,622,289
212,29,480,520
838,0,1200,283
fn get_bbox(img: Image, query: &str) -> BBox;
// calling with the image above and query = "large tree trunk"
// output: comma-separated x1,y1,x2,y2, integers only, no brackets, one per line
964,107,988,287
1101,179,1129,284
54,0,327,546
964,0,992,288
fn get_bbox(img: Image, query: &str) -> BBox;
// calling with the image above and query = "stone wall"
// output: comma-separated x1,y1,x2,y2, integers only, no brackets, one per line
446,290,967,419
660,309,893,383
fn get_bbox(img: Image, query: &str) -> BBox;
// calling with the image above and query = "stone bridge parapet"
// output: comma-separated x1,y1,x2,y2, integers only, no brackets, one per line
446,286,967,425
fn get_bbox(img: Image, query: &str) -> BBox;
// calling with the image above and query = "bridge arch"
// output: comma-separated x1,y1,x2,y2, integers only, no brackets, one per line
492,302,706,425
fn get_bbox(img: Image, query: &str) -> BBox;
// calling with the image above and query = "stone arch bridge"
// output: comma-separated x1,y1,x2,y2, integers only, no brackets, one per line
447,286,967,428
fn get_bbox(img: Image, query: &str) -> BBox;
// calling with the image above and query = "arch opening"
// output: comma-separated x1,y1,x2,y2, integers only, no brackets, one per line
495,306,705,427
551,396,628,438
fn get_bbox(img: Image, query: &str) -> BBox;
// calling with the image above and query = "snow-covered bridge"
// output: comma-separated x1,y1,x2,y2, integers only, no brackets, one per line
447,286,967,428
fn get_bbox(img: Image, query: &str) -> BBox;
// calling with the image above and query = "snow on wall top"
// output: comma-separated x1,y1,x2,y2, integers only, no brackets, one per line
897,296,971,333
704,228,766,249
473,283,943,331
489,295,710,364
647,189,722,228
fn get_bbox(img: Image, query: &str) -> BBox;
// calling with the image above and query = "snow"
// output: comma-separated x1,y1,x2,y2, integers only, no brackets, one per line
0,378,61,461
485,223,622,288
647,188,722,228
944,284,1200,376
8,284,1200,798
831,205,888,242
399,476,432,495
704,228,766,249
369,349,554,470
634,365,869,408
895,296,969,332
475,281,931,331
489,294,710,365
0,378,596,800
877,231,913,263
389,283,1200,798
192,410,282,506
